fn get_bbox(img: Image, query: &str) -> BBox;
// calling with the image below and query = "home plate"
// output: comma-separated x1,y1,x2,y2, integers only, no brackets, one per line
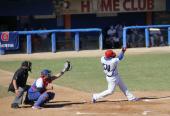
142,111,151,115
142,99,151,102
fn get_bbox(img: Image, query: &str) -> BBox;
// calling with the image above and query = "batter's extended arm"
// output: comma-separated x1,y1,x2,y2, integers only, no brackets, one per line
118,48,126,60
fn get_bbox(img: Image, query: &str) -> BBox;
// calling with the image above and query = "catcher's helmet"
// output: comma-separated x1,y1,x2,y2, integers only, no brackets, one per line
41,69,52,78
21,61,32,72
105,50,116,58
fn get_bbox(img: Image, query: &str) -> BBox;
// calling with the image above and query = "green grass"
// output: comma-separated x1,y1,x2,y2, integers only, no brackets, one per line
120,53,170,91
0,53,170,93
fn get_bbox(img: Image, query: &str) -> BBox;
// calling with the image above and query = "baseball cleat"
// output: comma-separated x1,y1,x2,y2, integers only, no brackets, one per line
11,103,19,109
92,98,96,103
92,95,97,103
129,98,140,102
32,106,42,109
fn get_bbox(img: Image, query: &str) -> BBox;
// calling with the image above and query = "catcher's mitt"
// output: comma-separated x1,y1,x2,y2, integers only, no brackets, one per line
62,61,72,72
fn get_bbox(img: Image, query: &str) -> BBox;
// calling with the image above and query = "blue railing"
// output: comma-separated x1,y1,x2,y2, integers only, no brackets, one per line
0,28,103,55
123,25,170,48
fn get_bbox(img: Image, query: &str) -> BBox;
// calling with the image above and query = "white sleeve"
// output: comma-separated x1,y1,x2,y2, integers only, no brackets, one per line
101,57,103,63
114,58,120,63
36,78,43,88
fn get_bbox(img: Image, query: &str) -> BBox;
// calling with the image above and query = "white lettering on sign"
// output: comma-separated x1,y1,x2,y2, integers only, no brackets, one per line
0,43,14,48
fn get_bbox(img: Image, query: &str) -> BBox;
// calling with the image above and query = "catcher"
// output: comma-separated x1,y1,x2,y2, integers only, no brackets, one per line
27,61,71,109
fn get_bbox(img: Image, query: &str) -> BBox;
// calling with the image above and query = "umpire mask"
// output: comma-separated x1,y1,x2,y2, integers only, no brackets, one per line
21,61,32,72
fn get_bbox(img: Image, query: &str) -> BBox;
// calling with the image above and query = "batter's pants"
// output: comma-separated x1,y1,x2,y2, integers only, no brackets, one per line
93,75,136,101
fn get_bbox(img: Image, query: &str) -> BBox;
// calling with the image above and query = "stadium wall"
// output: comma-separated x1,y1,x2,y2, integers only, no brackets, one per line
0,0,53,16
71,13,146,29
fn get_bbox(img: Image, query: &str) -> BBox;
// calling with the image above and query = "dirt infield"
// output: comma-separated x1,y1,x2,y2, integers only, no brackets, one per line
0,47,170,116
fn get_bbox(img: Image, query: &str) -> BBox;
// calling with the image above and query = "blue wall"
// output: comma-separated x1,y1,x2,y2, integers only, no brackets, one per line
0,0,53,16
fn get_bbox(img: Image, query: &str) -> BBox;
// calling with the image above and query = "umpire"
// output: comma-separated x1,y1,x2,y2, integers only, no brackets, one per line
8,61,32,109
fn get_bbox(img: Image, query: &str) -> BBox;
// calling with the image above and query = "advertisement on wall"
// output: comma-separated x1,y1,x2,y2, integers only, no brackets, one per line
61,0,166,14
0,32,19,50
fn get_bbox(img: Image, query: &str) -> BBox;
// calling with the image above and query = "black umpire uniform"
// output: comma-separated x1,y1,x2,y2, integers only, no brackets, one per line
8,61,32,109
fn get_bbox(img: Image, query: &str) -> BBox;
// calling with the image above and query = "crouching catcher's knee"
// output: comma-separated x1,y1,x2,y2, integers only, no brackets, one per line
47,92,55,100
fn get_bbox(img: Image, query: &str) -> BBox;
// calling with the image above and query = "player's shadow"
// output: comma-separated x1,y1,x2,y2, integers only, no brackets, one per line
43,100,86,108
96,96,170,103
21,100,86,108
139,96,170,100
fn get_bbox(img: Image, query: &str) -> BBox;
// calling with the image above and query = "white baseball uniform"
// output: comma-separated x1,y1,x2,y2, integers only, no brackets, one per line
93,54,136,101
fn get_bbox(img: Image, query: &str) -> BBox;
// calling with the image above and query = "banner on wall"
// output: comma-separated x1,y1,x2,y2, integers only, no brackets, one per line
61,0,166,14
0,32,19,50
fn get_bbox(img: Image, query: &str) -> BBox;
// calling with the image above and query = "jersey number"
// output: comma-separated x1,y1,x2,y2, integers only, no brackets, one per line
103,64,111,72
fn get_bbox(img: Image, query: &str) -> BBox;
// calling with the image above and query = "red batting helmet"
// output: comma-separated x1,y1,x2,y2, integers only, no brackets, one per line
105,50,116,58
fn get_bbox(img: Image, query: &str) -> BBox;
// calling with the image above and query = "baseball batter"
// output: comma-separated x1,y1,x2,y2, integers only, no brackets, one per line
92,48,139,103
